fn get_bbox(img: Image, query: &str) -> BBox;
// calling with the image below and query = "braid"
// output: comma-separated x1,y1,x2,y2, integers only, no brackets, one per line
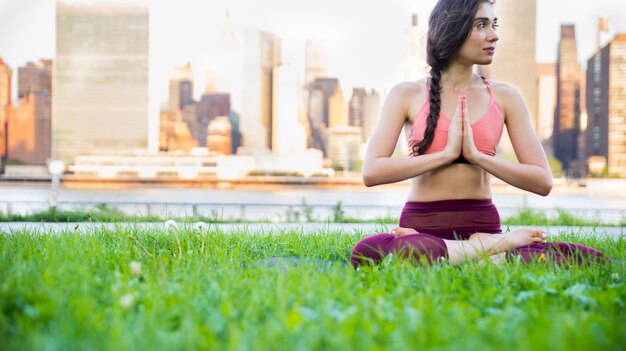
413,68,442,156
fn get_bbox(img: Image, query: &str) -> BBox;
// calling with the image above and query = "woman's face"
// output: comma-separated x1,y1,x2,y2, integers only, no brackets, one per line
456,2,499,65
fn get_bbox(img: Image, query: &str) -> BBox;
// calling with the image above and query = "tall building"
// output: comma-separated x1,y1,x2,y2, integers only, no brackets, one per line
54,2,149,163
197,93,230,147
349,88,367,129
8,91,52,164
362,89,381,142
7,60,53,165
404,14,428,81
481,0,538,151
271,63,306,155
536,63,556,142
168,64,194,114
207,116,232,155
584,34,626,177
307,77,339,156
241,29,281,152
305,39,328,86
0,58,11,162
553,25,581,172
328,126,362,172
18,60,52,99
329,87,347,129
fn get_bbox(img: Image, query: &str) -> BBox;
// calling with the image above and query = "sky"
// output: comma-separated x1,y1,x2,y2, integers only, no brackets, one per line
1,0,625,148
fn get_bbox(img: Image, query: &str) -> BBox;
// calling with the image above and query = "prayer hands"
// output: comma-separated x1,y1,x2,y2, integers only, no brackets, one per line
445,95,480,163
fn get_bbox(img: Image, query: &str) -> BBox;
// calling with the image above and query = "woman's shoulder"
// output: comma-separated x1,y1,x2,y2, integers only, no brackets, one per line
389,78,427,97
486,80,529,120
486,80,523,100
386,78,428,109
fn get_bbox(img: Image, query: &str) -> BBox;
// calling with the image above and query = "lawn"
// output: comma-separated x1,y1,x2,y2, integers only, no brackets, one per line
1,226,625,350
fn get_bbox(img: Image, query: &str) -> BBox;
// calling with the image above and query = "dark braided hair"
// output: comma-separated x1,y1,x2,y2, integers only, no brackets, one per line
412,0,495,156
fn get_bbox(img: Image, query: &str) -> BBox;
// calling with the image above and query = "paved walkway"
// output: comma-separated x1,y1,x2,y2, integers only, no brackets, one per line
1,222,624,239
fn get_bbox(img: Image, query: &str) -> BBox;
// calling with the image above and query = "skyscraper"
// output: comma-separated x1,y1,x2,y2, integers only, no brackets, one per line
272,63,306,155
329,87,346,129
536,63,556,142
584,33,626,177
8,91,51,165
404,14,428,81
207,116,232,155
307,77,339,156
305,39,328,86
553,25,581,172
54,2,149,163
0,58,11,163
197,93,230,147
8,60,53,165
169,64,194,113
481,0,538,150
362,89,381,142
348,88,367,129
18,60,52,100
241,29,281,152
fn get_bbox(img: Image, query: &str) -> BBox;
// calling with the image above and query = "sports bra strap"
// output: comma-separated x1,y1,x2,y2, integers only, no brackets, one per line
480,75,494,97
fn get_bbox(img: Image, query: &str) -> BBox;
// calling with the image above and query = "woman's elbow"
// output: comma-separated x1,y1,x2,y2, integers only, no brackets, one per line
362,165,379,187
537,175,553,196
362,171,377,187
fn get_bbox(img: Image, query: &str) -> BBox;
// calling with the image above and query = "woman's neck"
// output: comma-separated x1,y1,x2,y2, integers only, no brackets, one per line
440,63,476,93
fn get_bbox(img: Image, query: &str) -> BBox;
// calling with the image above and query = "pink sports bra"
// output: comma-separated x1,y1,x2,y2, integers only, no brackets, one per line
408,76,505,161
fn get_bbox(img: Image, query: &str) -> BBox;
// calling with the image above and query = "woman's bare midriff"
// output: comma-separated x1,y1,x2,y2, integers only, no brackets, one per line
407,163,492,202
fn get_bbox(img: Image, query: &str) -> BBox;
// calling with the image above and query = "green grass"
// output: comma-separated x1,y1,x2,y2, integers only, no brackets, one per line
1,227,625,350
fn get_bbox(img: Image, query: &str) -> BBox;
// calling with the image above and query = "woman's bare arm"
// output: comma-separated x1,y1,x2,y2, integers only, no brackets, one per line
464,84,553,196
362,83,461,187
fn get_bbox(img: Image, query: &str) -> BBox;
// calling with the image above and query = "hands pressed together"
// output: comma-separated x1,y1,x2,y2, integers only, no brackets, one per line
445,95,481,163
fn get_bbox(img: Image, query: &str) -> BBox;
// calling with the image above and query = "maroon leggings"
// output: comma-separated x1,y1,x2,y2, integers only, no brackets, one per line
350,199,609,268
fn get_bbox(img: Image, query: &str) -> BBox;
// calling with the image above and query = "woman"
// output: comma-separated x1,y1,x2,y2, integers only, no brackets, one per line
350,0,607,268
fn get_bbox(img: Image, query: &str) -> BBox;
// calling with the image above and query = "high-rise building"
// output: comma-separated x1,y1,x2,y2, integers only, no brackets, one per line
404,14,428,81
0,58,11,162
536,63,556,142
349,88,367,129
241,29,281,152
553,25,581,172
584,33,626,177
169,64,194,113
7,59,53,165
307,77,339,156
8,91,52,164
363,89,381,142
207,116,232,155
197,93,230,147
305,39,328,86
481,0,538,152
329,87,347,129
54,2,149,163
272,63,306,155
328,126,362,172
18,60,52,99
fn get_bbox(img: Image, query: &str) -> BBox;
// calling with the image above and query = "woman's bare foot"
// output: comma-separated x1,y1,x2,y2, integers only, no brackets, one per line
469,228,547,254
391,227,419,237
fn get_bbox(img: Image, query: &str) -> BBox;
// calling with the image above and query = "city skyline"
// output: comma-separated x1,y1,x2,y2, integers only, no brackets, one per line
2,0,625,101
1,0,625,165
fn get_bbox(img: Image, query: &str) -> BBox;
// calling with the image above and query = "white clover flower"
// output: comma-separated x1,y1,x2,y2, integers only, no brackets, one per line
130,261,142,277
120,293,135,309
164,219,178,229
271,215,281,224
194,221,207,231
611,273,620,281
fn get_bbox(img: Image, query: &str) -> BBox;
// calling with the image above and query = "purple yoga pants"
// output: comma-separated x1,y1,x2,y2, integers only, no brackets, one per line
350,199,608,268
